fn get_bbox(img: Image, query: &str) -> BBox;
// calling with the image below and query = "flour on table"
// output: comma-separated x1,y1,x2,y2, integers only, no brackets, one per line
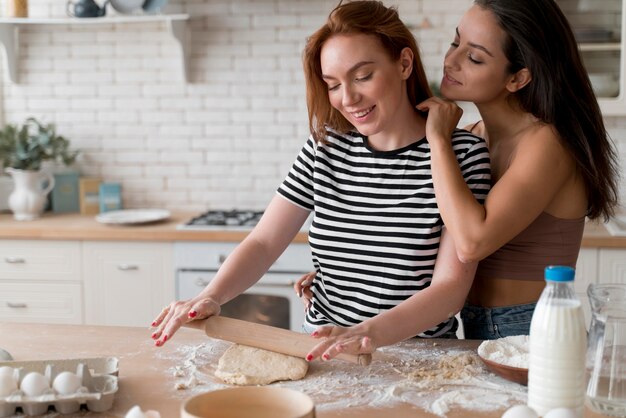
156,339,527,418
478,335,529,368
215,344,308,385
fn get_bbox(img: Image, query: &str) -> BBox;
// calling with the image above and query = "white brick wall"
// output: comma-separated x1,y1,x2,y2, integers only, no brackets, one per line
0,0,623,212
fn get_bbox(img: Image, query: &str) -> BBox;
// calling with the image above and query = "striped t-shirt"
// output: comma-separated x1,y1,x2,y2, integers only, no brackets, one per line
277,128,490,337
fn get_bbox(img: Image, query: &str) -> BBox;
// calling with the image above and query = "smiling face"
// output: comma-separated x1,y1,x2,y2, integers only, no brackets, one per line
440,5,515,104
320,33,412,140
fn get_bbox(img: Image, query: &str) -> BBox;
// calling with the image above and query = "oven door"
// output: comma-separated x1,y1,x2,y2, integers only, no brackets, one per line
176,270,305,332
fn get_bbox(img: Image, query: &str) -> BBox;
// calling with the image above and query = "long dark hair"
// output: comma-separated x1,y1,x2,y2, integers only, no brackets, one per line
303,0,431,143
475,0,620,221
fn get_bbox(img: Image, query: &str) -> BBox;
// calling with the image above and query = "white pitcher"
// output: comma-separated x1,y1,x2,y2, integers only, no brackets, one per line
5,168,55,220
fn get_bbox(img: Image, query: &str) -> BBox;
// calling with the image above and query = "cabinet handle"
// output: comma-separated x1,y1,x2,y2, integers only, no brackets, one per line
6,302,27,308
4,257,25,264
117,264,139,271
218,254,227,264
195,278,210,287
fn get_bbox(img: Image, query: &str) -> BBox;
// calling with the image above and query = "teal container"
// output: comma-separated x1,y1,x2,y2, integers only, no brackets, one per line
99,183,122,213
51,171,80,213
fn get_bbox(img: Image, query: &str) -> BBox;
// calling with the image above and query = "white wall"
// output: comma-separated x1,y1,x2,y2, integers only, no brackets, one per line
0,0,624,212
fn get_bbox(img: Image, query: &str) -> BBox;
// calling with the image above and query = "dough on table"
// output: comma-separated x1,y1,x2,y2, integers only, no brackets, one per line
215,344,308,385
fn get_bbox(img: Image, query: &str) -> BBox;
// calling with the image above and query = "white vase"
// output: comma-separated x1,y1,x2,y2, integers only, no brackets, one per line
5,168,55,221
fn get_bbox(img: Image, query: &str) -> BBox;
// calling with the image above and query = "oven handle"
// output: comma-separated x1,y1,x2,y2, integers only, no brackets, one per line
194,278,296,287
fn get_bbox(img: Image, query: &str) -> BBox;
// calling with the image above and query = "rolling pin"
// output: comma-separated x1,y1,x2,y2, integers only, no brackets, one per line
183,316,372,366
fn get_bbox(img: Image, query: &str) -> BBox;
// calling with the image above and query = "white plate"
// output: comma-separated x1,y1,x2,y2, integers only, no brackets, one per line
96,209,171,225
142,0,168,13
109,0,145,14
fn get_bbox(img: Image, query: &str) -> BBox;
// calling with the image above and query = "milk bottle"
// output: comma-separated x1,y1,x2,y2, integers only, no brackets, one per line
528,266,587,417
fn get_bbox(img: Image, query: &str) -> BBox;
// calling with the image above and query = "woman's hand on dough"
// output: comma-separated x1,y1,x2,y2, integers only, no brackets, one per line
150,297,221,346
305,325,376,362
294,271,315,310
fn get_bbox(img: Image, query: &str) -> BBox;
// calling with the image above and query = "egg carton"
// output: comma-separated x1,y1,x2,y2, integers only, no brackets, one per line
0,357,119,417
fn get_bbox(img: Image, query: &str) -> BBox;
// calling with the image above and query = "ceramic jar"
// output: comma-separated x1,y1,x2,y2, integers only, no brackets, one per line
7,0,28,18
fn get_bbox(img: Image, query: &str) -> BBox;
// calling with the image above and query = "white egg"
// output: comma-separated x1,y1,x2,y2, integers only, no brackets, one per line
19,372,50,397
0,374,18,397
501,404,539,418
543,408,580,418
125,405,162,418
52,371,82,395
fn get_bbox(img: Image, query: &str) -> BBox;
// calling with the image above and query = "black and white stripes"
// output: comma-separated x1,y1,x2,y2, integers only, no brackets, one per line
277,128,490,337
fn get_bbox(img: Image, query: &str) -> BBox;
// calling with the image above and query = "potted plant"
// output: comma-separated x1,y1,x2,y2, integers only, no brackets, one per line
0,117,79,220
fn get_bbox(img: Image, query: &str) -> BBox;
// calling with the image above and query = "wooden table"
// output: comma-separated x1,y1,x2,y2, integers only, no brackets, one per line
0,322,612,418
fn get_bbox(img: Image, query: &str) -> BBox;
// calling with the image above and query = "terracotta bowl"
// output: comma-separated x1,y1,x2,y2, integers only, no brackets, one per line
478,355,528,386
181,387,315,418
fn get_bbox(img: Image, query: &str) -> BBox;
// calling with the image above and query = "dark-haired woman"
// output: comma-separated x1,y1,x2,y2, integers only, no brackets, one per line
416,0,620,340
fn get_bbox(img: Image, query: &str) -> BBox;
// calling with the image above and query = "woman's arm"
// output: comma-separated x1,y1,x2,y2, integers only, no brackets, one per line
152,196,310,346
305,228,477,360
417,97,577,262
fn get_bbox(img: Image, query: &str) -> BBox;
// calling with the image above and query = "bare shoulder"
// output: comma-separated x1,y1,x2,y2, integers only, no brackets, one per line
514,123,575,169
462,120,485,137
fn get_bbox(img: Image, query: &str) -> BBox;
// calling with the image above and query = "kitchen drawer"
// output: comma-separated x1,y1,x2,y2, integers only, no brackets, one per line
0,240,81,282
174,242,314,272
0,282,83,324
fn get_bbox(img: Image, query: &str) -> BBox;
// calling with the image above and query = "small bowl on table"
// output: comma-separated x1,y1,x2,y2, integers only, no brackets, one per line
181,386,315,418
478,354,528,386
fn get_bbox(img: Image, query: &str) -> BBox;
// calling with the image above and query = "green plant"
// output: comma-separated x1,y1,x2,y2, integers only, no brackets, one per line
0,117,79,171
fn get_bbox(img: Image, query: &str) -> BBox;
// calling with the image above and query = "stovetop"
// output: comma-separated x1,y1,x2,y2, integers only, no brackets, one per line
177,209,264,230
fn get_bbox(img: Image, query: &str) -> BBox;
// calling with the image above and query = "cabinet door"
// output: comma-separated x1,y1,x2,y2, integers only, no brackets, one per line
82,241,174,327
0,240,81,282
598,248,626,284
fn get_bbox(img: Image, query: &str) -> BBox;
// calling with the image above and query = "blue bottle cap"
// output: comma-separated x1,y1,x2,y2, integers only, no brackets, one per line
544,265,575,282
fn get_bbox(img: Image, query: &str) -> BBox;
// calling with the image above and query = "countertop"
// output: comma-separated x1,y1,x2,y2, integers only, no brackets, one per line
0,322,610,418
0,212,624,247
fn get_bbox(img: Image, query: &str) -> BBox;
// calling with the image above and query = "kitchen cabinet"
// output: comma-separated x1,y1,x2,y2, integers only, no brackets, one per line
0,240,83,324
0,14,190,83
556,0,626,114
598,248,626,284
82,241,174,327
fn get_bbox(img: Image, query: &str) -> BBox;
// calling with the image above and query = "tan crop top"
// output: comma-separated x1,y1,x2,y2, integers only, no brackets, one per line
475,212,585,281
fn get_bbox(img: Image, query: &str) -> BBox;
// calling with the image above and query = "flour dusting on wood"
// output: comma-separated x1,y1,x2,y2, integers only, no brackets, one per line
155,339,526,417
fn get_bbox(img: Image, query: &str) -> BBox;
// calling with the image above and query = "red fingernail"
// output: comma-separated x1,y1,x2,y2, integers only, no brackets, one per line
151,332,157,339
163,335,168,342
322,354,330,361
155,340,161,347
311,331,318,337
306,354,313,361
151,321,156,327
188,311,197,318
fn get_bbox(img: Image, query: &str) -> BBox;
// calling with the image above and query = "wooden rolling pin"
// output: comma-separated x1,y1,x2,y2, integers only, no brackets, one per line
184,316,372,366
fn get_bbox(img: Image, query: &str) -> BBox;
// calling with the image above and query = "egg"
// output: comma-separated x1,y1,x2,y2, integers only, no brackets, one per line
19,372,50,397
125,405,162,418
543,408,580,418
501,404,539,418
52,371,82,395
0,374,18,397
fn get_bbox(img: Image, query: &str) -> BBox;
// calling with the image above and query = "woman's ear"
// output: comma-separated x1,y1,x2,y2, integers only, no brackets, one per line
506,68,532,93
399,47,414,80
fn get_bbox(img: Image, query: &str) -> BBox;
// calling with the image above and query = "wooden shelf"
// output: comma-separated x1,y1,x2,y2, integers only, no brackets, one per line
0,14,190,83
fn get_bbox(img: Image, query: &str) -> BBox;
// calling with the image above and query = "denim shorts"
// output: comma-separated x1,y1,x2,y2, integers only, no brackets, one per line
460,302,536,340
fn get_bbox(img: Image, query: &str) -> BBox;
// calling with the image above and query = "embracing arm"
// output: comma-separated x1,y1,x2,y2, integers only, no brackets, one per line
306,228,477,360
152,196,310,345
418,97,577,262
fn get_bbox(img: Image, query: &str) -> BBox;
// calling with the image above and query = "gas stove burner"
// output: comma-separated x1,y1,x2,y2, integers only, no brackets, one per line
183,209,264,229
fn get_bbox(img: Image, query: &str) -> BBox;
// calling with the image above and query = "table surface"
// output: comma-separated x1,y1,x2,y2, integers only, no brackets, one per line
0,322,612,418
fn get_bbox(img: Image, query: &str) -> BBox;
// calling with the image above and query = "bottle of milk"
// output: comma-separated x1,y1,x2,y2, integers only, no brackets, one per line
528,266,587,417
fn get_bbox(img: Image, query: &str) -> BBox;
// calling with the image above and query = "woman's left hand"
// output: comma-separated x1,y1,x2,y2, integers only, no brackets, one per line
416,97,463,144
306,325,376,362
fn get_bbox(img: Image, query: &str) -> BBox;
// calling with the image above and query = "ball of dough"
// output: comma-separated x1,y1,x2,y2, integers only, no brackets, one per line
543,408,579,418
20,372,50,397
501,404,539,418
0,373,18,397
52,371,82,395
